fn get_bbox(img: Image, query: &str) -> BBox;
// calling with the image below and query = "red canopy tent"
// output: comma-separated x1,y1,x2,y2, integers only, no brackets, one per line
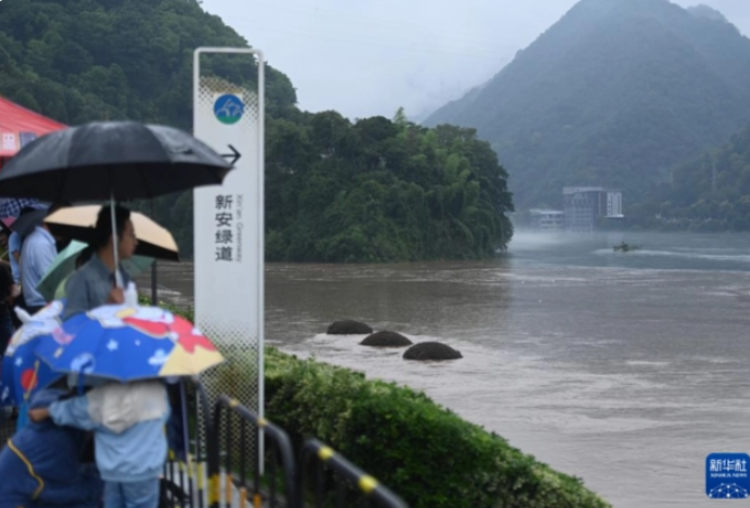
0,96,66,166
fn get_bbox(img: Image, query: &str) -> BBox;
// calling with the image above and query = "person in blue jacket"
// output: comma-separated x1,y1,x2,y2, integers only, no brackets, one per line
30,379,170,508
0,387,103,508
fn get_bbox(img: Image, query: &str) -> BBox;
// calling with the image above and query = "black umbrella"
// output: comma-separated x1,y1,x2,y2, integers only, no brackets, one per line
0,121,232,202
10,206,50,237
0,121,233,286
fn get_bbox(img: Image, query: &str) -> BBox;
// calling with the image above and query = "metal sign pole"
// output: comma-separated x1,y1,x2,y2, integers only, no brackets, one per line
193,47,265,486
150,200,158,304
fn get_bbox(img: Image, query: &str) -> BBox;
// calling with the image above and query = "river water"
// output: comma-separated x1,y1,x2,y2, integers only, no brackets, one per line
146,231,750,508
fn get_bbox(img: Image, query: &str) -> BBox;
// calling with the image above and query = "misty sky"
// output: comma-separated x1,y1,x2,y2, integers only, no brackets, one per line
201,0,750,121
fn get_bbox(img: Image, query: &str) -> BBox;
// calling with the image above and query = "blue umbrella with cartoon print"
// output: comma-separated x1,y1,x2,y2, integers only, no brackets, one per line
0,301,66,408
34,303,224,383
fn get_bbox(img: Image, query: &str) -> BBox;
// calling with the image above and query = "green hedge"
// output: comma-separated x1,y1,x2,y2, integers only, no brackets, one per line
149,297,609,508
264,347,611,508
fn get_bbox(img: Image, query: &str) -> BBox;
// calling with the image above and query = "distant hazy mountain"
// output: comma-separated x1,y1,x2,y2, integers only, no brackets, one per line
686,4,729,24
425,0,750,208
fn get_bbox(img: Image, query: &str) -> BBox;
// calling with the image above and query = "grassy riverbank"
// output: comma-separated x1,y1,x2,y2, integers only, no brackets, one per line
263,347,610,508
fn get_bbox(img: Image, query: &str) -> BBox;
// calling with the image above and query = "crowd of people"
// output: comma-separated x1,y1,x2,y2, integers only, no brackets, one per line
0,203,138,354
0,204,65,354
0,202,174,508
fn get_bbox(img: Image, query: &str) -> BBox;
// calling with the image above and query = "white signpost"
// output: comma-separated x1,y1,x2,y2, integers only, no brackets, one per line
192,47,265,432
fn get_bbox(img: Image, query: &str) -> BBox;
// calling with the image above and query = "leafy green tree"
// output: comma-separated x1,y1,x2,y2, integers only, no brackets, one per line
0,0,513,262
266,113,514,262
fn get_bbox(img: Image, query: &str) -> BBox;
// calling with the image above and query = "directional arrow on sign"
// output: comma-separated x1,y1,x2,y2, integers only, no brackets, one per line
221,144,241,166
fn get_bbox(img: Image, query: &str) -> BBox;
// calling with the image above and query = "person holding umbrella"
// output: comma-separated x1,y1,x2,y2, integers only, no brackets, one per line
63,204,138,320
0,120,232,299
0,120,231,508
28,305,225,508
40,203,178,305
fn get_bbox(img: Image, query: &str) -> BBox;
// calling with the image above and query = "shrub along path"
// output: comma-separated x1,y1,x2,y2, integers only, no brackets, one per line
264,347,611,508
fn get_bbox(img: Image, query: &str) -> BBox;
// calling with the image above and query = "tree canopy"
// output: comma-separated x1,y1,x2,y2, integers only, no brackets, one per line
0,0,297,127
0,0,513,261
266,113,513,262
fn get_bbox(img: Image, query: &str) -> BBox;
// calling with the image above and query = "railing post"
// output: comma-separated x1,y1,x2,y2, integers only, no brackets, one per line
214,395,297,508
208,405,221,508
195,380,220,508
297,442,311,508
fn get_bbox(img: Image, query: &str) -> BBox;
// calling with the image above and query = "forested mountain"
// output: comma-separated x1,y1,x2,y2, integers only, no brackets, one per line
631,122,750,231
0,0,296,254
0,0,513,261
0,0,297,125
425,0,750,210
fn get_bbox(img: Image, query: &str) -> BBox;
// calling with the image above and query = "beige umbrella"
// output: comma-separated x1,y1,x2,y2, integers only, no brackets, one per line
45,205,179,261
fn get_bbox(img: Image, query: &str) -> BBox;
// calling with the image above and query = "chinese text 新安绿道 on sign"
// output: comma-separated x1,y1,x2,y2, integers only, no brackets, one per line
215,194,234,261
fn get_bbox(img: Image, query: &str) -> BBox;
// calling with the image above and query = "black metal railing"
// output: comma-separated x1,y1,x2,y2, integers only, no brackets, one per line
208,395,297,508
162,452,193,508
161,379,214,508
1,378,410,508
297,439,408,508
0,377,408,508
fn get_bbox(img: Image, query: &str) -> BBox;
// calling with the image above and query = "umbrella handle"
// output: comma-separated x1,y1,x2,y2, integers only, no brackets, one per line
76,358,95,395
110,194,123,289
